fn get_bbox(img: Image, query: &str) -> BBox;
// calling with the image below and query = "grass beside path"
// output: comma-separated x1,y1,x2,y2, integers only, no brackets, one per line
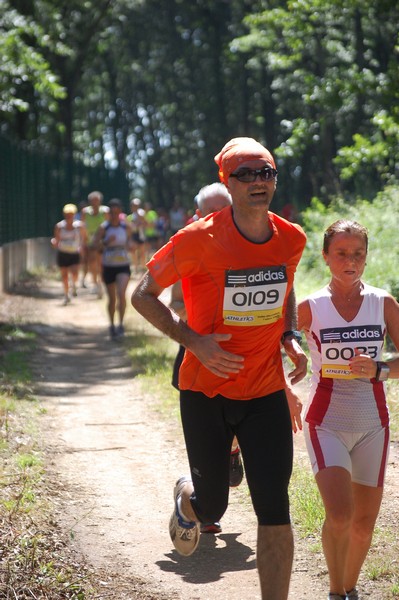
0,294,180,600
0,322,99,598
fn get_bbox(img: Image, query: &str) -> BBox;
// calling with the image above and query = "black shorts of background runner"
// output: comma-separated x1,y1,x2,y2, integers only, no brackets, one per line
57,251,80,268
132,232,145,244
146,234,160,244
179,388,293,526
102,265,131,285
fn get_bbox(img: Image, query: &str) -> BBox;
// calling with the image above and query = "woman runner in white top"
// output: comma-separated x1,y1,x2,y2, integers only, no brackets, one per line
52,204,86,305
297,219,399,600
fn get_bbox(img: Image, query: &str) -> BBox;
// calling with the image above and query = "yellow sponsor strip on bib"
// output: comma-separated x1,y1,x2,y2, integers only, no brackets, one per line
223,307,283,326
322,364,356,379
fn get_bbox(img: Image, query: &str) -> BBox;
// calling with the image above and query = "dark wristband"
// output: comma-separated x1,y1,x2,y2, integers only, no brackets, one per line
281,330,302,346
375,361,390,382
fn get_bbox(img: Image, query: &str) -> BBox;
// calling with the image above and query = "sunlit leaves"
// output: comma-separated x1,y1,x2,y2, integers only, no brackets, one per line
0,2,65,113
234,0,399,201
0,0,397,207
336,111,399,186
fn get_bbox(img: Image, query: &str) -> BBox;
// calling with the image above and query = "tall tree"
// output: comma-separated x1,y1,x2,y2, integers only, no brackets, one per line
0,0,65,140
235,0,399,203
1,0,397,209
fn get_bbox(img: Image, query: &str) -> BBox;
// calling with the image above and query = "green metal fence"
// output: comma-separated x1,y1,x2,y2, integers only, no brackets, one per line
0,136,131,245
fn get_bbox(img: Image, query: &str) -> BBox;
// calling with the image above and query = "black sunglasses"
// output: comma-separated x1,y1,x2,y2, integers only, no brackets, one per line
229,166,278,183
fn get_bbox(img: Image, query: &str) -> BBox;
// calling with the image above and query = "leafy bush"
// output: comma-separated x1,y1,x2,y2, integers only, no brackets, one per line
296,184,399,301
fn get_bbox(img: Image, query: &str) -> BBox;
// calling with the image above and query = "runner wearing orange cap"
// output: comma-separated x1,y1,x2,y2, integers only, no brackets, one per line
131,137,307,600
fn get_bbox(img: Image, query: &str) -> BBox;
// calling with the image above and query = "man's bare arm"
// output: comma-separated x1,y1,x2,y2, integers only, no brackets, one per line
284,287,298,331
131,272,198,346
131,272,244,378
282,287,308,384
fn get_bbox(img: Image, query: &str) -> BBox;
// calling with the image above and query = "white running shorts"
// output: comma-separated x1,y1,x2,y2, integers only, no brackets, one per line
303,422,390,487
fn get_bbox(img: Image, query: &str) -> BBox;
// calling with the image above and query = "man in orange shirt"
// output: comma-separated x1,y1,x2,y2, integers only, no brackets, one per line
131,137,307,600
170,182,243,535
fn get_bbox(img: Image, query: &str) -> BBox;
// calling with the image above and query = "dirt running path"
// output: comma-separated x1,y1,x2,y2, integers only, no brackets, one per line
4,277,399,599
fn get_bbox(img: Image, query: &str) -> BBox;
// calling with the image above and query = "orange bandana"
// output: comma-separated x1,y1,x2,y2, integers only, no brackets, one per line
214,137,276,185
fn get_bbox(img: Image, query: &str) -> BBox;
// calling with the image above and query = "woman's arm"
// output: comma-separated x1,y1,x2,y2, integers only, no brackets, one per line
350,294,399,379
297,299,312,332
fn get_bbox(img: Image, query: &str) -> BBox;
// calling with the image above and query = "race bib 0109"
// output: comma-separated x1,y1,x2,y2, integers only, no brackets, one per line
223,266,287,326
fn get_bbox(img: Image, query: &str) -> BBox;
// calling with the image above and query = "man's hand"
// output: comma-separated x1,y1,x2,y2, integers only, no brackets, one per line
131,273,244,379
285,384,303,433
283,338,308,384
189,333,244,379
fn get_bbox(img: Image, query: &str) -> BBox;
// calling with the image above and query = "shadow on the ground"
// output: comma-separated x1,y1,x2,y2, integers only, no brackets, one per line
10,274,58,299
3,277,137,399
156,533,256,584
28,321,134,400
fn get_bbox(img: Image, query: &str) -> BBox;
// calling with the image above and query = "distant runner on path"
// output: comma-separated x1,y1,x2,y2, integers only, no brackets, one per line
81,190,109,298
93,198,132,340
51,203,86,306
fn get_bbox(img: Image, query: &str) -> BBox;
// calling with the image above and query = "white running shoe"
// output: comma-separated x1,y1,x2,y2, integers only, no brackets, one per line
169,476,200,556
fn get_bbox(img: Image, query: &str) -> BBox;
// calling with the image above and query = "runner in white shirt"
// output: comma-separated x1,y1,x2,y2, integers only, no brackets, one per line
297,219,399,600
52,204,86,305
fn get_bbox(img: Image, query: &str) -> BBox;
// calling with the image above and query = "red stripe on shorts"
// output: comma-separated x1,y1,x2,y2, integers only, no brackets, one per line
309,424,326,471
377,426,390,487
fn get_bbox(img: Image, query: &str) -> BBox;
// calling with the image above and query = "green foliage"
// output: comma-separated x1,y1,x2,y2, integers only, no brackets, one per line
365,560,397,583
0,321,98,598
237,0,399,202
1,0,398,212
387,382,399,441
337,133,388,180
126,333,175,377
0,0,397,210
16,453,42,469
297,184,399,300
0,324,36,399
336,111,399,195
289,461,324,538
125,332,180,419
0,1,65,113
